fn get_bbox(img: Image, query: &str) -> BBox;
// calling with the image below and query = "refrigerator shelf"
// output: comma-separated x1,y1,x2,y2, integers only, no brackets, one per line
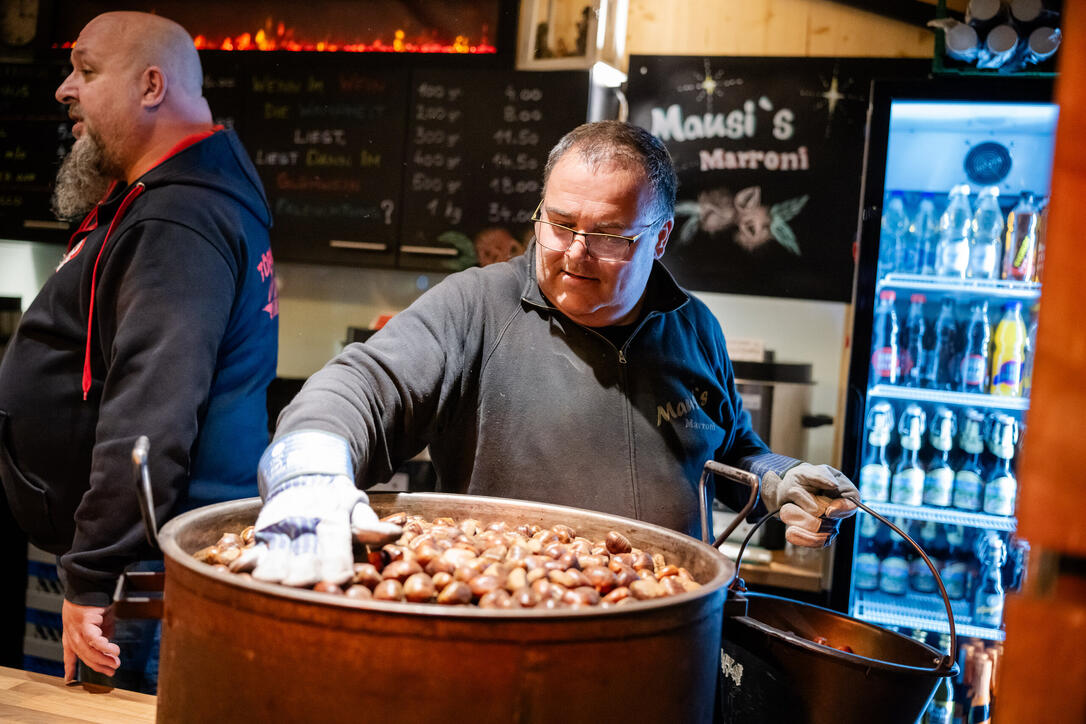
868,384,1030,411
853,589,1006,642
876,274,1042,300
864,501,1017,532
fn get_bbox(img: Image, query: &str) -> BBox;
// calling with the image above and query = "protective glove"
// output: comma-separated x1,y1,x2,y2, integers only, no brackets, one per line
760,463,859,548
231,430,402,587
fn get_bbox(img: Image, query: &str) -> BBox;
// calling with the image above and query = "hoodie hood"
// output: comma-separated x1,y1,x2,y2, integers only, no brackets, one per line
135,128,272,231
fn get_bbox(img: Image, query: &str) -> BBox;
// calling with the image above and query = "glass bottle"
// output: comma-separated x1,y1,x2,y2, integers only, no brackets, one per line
859,401,894,502
892,404,926,506
953,410,986,512
878,518,911,596
983,416,1019,516
853,512,883,591
924,407,957,507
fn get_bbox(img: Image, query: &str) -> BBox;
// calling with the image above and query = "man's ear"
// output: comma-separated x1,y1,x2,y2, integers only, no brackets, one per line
140,66,167,109
654,217,673,259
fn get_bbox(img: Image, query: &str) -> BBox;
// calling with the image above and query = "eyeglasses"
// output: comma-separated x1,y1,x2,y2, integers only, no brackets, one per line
531,200,660,262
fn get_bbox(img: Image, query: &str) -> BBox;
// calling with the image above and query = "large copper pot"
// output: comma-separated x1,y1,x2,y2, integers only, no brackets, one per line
153,493,735,723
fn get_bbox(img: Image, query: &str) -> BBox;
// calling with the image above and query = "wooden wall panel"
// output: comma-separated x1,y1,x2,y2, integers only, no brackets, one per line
627,0,933,58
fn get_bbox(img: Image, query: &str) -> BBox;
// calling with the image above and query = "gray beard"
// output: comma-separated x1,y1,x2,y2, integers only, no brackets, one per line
51,134,115,221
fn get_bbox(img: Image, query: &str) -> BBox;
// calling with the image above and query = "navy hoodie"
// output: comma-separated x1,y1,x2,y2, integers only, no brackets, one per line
0,128,278,604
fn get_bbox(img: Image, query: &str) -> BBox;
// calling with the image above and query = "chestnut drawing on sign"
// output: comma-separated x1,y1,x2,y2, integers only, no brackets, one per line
673,186,809,255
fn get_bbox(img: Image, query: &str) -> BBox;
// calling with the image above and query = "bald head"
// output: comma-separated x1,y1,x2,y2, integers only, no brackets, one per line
85,12,205,99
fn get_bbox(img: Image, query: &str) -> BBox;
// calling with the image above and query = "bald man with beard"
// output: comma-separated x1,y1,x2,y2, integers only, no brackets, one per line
0,12,277,691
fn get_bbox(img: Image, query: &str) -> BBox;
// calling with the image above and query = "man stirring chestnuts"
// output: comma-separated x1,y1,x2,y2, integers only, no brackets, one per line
238,121,859,588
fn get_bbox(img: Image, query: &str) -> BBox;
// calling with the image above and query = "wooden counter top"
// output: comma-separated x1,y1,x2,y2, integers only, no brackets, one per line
0,666,155,723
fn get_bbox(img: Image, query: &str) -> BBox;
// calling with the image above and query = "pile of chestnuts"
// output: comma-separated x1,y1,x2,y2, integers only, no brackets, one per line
196,512,702,609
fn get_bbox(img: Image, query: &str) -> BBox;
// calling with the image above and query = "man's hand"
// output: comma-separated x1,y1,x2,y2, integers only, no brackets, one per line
232,474,401,587
230,431,401,587
62,599,120,681
761,463,860,548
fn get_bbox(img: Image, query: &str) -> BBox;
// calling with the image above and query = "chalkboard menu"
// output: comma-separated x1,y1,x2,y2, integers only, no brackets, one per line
0,62,72,243
626,56,927,302
240,58,409,267
398,69,588,272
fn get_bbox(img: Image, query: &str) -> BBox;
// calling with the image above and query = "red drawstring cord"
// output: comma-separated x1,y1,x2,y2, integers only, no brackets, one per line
82,182,145,401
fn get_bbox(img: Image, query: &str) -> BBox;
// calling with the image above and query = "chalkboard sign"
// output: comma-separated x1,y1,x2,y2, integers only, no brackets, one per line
0,61,72,243
398,68,588,272
239,57,409,267
626,56,928,302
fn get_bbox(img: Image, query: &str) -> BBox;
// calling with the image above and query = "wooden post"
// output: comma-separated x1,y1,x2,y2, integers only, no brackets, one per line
999,2,1086,721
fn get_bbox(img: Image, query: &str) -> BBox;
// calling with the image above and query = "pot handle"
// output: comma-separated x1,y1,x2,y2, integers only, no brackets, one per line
696,460,760,548
132,435,160,550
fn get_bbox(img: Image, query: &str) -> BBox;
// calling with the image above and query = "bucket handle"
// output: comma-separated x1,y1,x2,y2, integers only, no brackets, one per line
697,460,956,674
132,435,160,550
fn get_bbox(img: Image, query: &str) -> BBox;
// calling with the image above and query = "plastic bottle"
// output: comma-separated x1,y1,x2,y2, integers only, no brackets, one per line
1002,192,1040,281
953,409,987,512
989,301,1028,396
973,533,1007,630
984,416,1019,516
1032,197,1048,282
892,404,926,506
853,512,883,591
912,193,940,275
924,298,958,391
901,294,927,386
858,401,894,502
871,290,900,386
924,407,957,507
882,191,912,274
959,301,990,394
935,184,972,278
967,186,1004,279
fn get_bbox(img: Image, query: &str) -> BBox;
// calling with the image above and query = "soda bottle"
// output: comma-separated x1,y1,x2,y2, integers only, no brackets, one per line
882,191,912,274
858,401,894,502
984,416,1019,516
901,294,927,386
892,404,926,506
935,184,972,278
924,298,958,391
871,290,900,386
1021,305,1039,396
853,512,883,591
953,409,986,511
910,520,941,594
1002,191,1040,281
924,406,957,507
973,533,1007,629
942,525,970,600
989,301,1028,396
912,193,940,275
967,186,1004,279
959,301,990,394
878,517,911,596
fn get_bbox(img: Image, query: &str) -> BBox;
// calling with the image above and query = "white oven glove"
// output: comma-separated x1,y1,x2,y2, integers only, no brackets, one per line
231,430,402,587
760,463,860,548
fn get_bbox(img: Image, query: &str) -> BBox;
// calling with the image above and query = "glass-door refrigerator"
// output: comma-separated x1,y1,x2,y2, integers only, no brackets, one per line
834,77,1057,721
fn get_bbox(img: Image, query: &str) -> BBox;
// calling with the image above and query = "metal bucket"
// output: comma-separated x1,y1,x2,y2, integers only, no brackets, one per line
150,493,737,724
697,466,959,724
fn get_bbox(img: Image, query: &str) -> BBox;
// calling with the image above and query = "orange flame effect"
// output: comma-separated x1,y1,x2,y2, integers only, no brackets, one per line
60,19,494,53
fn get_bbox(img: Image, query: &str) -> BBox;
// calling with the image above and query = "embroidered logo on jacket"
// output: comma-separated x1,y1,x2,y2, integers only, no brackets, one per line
656,389,710,427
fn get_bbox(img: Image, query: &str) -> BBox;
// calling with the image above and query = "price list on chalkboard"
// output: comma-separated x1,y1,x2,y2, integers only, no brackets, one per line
399,69,588,271
0,62,73,243
241,59,409,266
